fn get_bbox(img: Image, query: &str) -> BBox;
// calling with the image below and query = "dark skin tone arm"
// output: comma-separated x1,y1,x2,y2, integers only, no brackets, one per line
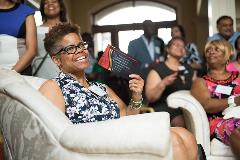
190,77,229,114
39,74,144,117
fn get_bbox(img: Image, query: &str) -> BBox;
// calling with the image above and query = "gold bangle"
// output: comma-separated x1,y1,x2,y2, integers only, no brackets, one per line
129,98,143,110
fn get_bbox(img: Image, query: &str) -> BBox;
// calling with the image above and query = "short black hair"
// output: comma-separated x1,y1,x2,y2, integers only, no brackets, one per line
216,15,233,25
44,23,80,56
143,20,154,28
167,37,186,48
172,24,186,39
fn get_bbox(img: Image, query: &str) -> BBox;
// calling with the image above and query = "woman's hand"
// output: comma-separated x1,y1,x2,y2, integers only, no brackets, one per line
162,72,178,86
129,74,144,101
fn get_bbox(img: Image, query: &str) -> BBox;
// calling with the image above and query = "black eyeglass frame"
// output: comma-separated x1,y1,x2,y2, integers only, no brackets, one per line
54,42,88,56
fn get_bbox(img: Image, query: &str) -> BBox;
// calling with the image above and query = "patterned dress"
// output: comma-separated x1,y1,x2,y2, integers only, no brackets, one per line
55,72,120,124
180,43,202,66
203,72,240,145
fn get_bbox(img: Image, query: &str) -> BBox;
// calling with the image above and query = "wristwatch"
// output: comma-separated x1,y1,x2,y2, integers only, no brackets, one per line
228,95,236,107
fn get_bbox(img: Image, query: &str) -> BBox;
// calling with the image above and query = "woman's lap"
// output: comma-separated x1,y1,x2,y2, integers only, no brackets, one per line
209,117,240,145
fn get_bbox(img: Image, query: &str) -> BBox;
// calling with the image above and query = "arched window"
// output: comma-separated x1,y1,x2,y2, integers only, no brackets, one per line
92,1,177,55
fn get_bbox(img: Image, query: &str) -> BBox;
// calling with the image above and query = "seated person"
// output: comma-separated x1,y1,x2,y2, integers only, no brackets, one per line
39,23,198,160
171,25,202,71
191,39,240,159
226,35,240,72
145,37,196,127
227,52,240,72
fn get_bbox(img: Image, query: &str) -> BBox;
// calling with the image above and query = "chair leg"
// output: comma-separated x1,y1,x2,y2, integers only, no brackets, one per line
0,134,3,160
197,144,206,160
229,127,240,159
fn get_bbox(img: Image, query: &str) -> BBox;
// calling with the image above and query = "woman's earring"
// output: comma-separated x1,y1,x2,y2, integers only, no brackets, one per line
226,59,230,66
58,64,62,70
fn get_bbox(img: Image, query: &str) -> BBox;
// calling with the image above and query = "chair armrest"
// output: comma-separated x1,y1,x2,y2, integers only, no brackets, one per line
60,112,172,158
0,68,47,90
23,76,47,90
140,106,155,113
167,90,211,156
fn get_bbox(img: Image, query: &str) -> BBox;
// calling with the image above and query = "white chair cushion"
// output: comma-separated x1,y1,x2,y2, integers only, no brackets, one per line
23,75,47,90
210,138,233,157
0,68,46,90
60,112,172,157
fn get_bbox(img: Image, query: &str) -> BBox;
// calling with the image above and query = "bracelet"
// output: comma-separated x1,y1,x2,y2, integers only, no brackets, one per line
129,98,143,110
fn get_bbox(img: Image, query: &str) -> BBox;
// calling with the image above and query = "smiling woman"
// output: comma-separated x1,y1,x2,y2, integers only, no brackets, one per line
191,39,240,159
145,37,196,128
31,0,68,79
37,23,198,160
40,23,144,122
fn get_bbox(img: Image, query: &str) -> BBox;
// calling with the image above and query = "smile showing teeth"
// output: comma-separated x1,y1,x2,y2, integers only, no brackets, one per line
48,7,54,10
76,56,86,61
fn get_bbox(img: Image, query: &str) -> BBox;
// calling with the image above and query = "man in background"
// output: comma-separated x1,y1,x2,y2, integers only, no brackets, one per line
128,20,165,79
208,15,240,48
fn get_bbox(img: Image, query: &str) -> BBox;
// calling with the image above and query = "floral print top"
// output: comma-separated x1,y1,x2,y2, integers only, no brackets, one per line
203,71,240,119
55,72,120,124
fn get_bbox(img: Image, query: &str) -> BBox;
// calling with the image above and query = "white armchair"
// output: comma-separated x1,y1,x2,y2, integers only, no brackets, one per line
0,68,173,160
167,90,235,160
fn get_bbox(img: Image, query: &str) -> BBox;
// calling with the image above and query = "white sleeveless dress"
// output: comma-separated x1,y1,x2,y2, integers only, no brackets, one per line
31,26,60,79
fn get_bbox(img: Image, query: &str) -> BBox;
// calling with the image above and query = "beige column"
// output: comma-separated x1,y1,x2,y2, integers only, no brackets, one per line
208,0,236,36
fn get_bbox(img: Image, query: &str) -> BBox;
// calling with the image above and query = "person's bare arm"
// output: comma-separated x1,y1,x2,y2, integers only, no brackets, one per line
106,74,144,116
192,70,197,81
106,85,127,117
39,80,65,112
190,78,228,113
189,63,202,70
13,15,37,72
145,69,177,103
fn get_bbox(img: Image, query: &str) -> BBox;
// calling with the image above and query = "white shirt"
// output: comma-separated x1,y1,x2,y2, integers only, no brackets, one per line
142,35,155,61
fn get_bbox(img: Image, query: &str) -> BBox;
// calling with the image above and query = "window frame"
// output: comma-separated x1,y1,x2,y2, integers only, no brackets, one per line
92,20,177,48
91,0,178,49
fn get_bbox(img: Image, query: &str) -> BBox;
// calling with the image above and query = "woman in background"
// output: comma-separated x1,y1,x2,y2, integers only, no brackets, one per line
0,0,37,75
145,37,196,127
32,0,68,78
226,35,240,72
191,39,240,159
171,24,202,71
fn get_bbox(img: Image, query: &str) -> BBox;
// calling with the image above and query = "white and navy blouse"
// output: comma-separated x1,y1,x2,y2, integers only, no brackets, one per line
55,72,120,124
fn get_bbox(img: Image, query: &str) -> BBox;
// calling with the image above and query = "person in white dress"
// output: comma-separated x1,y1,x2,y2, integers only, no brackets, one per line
32,0,68,79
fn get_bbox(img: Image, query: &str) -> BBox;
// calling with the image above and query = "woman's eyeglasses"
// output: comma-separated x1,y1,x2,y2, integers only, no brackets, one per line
205,47,222,54
55,42,88,55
